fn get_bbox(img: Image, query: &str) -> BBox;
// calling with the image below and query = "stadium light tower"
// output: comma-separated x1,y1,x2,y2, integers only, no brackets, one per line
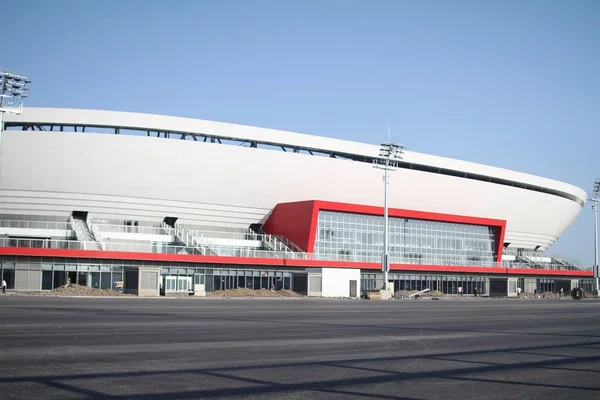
0,69,31,151
592,178,600,292
373,125,404,290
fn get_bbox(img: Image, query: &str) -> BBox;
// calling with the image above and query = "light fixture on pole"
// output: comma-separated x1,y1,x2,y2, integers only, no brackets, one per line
373,126,404,290
592,178,600,293
0,69,31,151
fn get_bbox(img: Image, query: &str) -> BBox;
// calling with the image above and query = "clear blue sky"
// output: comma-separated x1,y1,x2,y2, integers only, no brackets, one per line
4,0,599,263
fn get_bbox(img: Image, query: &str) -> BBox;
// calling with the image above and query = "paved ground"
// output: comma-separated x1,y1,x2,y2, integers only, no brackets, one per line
0,297,599,400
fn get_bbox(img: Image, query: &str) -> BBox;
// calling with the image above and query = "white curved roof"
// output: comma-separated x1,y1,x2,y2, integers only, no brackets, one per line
4,107,587,205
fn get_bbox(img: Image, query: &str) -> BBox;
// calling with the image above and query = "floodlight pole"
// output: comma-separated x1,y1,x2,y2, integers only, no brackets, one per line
383,160,389,287
592,179,600,292
0,70,31,152
373,126,404,290
594,200,598,292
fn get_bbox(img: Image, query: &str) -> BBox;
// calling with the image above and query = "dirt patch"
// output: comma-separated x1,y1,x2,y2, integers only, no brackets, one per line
519,292,569,300
8,284,134,297
398,290,449,298
429,290,446,297
207,288,303,298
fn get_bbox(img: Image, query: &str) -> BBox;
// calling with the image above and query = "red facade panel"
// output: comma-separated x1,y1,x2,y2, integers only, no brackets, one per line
262,200,318,252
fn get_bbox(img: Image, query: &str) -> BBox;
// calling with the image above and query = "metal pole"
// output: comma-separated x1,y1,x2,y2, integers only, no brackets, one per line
374,126,403,291
383,165,389,289
382,124,391,290
594,202,599,292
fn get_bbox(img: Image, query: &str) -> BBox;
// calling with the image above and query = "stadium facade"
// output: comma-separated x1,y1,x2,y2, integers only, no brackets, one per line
0,107,594,297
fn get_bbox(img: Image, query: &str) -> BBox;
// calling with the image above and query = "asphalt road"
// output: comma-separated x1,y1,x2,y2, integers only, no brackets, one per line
0,296,599,400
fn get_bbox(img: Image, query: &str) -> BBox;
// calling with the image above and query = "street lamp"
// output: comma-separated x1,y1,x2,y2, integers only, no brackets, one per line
0,69,31,151
592,178,600,292
373,127,404,290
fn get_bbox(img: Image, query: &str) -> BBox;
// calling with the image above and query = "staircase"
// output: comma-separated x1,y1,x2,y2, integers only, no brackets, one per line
70,215,102,250
259,232,293,254
248,226,306,255
169,223,308,259
173,223,211,255
551,256,586,271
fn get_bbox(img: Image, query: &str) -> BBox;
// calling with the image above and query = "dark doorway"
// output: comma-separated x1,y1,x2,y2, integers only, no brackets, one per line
163,216,178,228
489,278,507,297
349,280,357,297
292,274,308,295
72,211,88,220
53,271,67,288
555,280,572,294
67,271,77,286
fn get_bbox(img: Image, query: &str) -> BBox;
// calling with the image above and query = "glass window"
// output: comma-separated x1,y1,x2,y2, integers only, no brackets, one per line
314,211,497,266
42,271,53,290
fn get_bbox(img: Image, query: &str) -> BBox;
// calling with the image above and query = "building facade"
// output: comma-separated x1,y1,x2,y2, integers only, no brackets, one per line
0,108,593,297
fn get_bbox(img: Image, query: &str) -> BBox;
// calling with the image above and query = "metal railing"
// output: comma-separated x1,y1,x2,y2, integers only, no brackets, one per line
503,249,552,259
92,223,175,236
273,235,305,253
71,216,104,250
502,261,590,271
174,224,208,255
0,237,92,251
186,229,255,241
101,241,202,255
502,249,588,270
180,224,247,234
86,217,105,250
548,254,587,267
0,236,592,271
0,220,73,230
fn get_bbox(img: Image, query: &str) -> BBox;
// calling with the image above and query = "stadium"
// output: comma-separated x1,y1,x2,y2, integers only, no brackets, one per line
0,107,594,297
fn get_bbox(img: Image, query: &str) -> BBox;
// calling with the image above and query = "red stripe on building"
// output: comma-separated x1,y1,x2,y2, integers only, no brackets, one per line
0,247,591,277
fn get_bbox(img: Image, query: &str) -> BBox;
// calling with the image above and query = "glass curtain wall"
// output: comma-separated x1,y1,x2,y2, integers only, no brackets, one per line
578,279,595,294
315,211,497,266
0,261,15,289
361,273,487,295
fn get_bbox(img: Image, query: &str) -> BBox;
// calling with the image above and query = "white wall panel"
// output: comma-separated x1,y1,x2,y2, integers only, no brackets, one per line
3,107,588,204
0,128,585,251
321,268,361,298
